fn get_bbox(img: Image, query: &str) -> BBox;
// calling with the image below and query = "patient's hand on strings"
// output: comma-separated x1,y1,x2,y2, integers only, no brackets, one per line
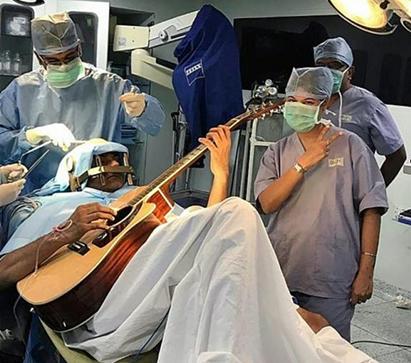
63,203,118,242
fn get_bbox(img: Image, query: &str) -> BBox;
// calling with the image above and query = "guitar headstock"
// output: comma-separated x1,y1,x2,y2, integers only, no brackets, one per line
248,100,284,123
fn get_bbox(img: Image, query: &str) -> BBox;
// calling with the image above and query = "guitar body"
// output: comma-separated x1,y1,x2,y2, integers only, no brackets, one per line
17,187,173,332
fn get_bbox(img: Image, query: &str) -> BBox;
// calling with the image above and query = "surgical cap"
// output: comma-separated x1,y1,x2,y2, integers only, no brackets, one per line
36,140,129,196
313,37,354,67
31,12,80,56
285,67,334,100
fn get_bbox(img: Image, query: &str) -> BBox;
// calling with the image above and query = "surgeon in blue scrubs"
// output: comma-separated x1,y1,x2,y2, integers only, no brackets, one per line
0,12,165,192
255,67,388,341
313,37,406,187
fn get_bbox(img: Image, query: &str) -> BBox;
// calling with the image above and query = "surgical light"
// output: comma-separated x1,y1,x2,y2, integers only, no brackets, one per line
395,0,411,17
329,0,411,34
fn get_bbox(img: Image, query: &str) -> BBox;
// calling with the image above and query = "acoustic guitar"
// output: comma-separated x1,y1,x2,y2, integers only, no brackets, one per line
17,101,283,332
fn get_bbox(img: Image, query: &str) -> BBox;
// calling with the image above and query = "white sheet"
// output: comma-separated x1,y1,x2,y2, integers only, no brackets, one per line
62,198,377,363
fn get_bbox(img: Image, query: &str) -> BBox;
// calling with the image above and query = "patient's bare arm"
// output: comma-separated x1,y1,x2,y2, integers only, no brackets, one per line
0,203,116,290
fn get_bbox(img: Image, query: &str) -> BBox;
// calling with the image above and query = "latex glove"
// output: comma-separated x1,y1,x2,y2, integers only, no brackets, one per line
119,92,146,117
0,163,27,182
0,179,25,207
26,123,75,151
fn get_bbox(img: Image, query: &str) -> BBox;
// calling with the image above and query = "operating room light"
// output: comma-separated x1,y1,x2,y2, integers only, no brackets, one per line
329,0,388,29
394,0,411,17
329,0,411,34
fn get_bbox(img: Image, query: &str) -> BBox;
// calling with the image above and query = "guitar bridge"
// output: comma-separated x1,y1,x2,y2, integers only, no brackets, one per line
67,241,90,255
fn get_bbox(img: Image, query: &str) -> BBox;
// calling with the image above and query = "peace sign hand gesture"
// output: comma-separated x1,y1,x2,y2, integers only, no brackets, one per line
298,125,343,172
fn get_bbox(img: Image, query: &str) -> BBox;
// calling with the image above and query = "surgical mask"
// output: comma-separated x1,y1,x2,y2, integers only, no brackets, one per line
330,68,348,94
283,101,322,133
45,57,85,88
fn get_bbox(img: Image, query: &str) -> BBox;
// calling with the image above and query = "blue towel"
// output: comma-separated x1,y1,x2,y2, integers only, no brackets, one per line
173,5,244,150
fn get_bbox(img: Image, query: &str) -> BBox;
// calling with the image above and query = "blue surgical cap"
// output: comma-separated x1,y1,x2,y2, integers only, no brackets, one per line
285,67,334,100
313,37,353,67
31,12,80,56
36,140,129,196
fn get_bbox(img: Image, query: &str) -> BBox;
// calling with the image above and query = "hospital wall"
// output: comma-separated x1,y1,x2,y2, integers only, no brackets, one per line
376,106,411,292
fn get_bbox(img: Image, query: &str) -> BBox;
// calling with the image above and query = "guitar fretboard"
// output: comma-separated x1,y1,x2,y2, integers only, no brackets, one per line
128,102,281,205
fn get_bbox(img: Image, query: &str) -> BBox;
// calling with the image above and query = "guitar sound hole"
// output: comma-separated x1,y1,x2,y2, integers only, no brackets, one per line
107,205,133,227
93,205,136,247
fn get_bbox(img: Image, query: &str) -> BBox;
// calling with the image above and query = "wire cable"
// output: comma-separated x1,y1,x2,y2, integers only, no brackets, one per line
352,340,411,349
133,307,170,359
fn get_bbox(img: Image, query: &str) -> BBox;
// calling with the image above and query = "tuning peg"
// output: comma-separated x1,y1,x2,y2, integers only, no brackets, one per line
261,114,266,120
265,79,273,87
270,110,275,116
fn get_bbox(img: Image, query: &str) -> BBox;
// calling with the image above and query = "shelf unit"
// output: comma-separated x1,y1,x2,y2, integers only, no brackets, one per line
0,3,34,91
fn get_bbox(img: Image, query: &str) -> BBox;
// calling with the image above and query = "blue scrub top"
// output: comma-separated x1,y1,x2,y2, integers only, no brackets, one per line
327,86,403,155
254,128,388,298
0,64,165,191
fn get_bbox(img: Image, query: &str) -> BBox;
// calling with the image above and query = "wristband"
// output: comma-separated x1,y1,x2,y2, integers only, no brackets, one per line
361,251,376,258
53,219,73,232
294,163,306,174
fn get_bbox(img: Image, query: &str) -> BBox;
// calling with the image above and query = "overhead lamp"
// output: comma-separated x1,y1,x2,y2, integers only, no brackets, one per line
394,0,411,17
329,0,411,34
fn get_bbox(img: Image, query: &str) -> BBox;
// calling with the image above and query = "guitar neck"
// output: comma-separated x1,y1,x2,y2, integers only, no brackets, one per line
130,100,282,204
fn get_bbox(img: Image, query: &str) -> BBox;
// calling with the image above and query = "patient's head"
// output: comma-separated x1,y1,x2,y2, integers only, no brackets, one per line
86,152,129,192
35,139,135,196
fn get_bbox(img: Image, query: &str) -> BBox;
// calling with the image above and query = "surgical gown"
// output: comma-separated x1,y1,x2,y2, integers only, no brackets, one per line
327,86,403,154
2,194,376,363
0,64,165,191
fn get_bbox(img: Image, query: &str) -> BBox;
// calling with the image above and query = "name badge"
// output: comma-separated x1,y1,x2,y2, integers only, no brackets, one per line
341,114,353,123
328,157,344,167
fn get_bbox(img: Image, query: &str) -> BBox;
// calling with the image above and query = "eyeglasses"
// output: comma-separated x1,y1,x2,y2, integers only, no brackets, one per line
41,48,79,66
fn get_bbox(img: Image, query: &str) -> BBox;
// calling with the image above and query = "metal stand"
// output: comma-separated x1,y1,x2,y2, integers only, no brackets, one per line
170,107,209,207
237,81,285,203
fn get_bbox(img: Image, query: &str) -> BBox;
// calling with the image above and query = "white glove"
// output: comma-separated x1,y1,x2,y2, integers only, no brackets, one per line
26,123,75,151
0,163,27,182
0,179,25,207
119,92,146,117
